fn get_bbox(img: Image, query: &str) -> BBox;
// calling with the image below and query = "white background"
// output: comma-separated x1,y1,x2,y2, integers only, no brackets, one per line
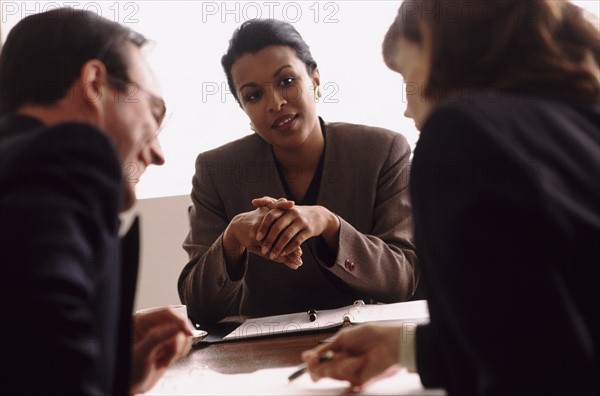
1,1,598,199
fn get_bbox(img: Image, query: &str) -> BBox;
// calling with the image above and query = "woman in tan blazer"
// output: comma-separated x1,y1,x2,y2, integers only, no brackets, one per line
178,19,418,326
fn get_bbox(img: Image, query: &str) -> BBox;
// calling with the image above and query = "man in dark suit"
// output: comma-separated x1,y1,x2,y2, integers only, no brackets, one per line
0,8,193,395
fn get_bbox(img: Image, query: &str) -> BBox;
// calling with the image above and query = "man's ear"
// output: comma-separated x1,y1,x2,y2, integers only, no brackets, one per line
77,59,110,124
79,59,109,107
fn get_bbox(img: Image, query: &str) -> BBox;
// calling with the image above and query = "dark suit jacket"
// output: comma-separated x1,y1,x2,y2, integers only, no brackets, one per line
411,93,600,396
179,120,418,325
0,115,138,396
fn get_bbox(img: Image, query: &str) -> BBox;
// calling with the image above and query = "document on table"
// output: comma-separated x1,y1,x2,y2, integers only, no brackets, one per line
141,364,446,395
221,299,430,341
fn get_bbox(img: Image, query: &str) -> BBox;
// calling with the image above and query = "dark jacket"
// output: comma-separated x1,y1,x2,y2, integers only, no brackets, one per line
411,93,600,396
0,115,138,396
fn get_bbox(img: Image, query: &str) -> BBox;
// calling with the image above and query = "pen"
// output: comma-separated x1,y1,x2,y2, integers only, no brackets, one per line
288,350,334,383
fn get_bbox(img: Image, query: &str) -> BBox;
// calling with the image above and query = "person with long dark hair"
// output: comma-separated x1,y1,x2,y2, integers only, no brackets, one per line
302,1,599,395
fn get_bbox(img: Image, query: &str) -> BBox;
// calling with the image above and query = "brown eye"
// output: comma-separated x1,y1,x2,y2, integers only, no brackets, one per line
279,77,295,87
245,89,261,103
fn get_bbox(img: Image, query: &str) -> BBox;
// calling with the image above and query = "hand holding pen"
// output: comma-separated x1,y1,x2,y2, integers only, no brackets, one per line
298,323,403,386
288,350,334,382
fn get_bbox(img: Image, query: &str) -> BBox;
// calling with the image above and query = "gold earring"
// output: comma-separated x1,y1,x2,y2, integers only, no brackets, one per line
314,85,322,103
249,122,257,132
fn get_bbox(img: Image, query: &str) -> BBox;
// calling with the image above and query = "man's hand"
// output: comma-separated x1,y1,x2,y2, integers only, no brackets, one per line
129,307,194,395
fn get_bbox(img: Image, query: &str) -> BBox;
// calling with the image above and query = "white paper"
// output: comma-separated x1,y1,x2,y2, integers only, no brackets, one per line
142,365,446,395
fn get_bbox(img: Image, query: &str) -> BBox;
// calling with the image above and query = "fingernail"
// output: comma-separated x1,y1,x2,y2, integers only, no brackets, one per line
256,232,263,241
262,246,268,255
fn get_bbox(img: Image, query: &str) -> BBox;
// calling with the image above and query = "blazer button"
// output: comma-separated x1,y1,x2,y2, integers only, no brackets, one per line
217,275,224,287
344,260,355,271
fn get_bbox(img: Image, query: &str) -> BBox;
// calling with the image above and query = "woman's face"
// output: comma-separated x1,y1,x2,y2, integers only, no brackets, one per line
231,45,321,151
388,36,434,130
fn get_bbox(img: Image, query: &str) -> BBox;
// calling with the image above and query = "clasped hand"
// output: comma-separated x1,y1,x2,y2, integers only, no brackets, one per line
225,196,339,270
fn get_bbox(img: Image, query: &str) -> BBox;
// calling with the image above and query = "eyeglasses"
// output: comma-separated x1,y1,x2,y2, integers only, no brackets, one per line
108,76,167,135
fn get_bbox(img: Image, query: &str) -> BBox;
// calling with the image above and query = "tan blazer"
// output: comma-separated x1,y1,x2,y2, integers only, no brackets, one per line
179,120,418,325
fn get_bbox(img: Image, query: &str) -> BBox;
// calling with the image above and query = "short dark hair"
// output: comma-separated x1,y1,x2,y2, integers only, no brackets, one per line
383,0,600,103
0,8,147,116
221,19,318,103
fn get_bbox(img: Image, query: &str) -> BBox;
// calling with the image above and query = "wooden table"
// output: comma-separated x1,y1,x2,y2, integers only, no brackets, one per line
145,313,445,395
177,317,337,374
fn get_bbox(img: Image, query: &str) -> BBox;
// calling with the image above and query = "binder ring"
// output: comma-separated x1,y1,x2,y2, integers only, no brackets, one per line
353,299,365,312
342,300,365,325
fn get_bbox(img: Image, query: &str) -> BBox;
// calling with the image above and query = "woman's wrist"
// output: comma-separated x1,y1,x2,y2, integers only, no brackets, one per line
222,224,244,264
320,208,341,248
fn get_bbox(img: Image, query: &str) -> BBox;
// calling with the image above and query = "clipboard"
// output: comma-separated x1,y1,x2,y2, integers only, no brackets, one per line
204,299,429,342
